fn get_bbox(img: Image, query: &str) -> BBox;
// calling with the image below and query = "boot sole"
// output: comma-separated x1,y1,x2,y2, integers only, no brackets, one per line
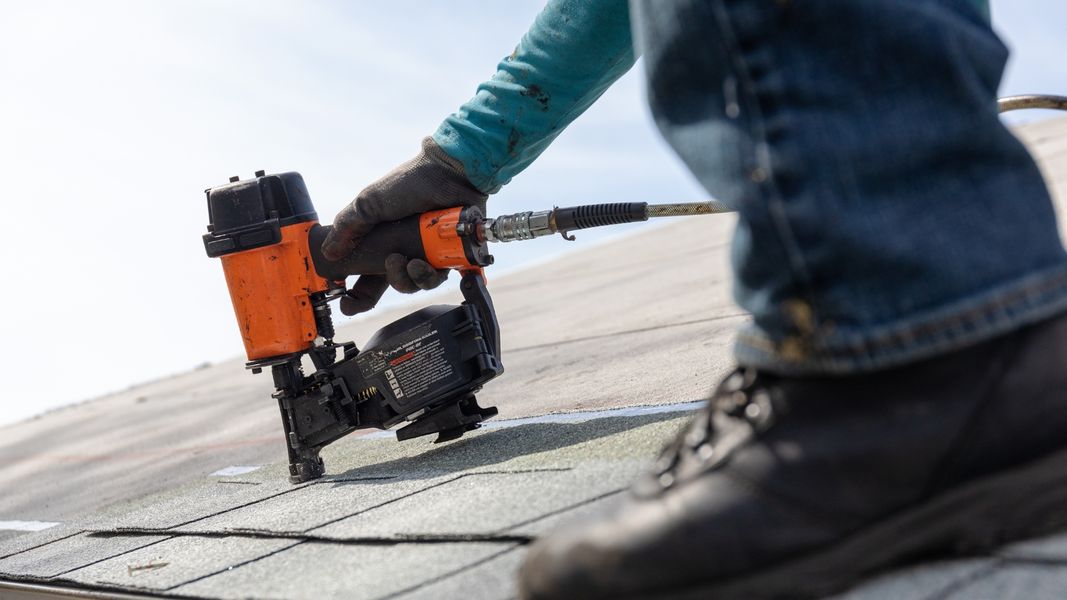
644,446,1067,600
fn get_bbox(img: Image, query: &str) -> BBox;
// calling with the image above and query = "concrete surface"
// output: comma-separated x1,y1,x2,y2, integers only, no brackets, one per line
1,116,1067,598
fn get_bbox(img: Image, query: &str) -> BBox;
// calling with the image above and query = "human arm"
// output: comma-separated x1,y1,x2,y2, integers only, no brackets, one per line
323,0,637,314
433,0,637,194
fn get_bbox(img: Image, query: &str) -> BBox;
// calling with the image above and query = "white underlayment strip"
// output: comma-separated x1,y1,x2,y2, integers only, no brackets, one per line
211,465,261,477
359,400,705,440
0,520,60,532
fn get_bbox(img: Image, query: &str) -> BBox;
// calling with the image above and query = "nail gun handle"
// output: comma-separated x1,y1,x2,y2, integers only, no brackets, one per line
308,206,493,282
308,217,424,281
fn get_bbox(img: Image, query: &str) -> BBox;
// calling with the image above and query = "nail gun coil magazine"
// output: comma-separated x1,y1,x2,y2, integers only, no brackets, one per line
273,277,501,482
355,304,496,412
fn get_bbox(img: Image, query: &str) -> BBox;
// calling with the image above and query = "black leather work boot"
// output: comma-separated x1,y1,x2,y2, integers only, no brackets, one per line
518,313,1067,600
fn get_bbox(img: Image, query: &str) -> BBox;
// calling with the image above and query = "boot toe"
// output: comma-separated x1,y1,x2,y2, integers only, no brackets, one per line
518,521,626,600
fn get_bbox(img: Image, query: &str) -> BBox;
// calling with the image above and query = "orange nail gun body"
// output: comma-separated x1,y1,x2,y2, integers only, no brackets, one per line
219,220,328,360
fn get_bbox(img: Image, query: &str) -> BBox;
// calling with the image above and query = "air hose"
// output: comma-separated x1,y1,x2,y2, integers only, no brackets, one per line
482,201,733,243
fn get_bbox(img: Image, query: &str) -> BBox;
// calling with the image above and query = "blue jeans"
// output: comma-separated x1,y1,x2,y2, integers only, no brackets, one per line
631,0,1067,374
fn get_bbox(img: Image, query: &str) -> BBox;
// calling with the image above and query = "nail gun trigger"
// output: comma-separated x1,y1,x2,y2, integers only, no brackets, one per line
559,230,576,242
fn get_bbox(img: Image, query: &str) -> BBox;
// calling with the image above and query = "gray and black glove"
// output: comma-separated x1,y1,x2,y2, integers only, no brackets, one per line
321,137,488,315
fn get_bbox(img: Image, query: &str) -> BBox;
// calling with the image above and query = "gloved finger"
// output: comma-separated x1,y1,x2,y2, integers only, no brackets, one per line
339,275,389,316
321,201,374,262
407,258,449,291
384,253,420,294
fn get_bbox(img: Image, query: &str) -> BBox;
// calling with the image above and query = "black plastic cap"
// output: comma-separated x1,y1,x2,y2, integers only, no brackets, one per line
205,171,317,234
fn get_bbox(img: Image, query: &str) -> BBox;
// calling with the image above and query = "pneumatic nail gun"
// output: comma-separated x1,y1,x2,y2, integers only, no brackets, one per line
203,171,504,483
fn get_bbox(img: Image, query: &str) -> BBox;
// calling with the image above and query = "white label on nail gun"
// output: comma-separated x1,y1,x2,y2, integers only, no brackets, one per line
390,337,453,398
0,520,60,532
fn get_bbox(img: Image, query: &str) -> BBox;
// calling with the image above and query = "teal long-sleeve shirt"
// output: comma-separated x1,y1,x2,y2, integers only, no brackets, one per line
434,0,991,195
432,0,635,194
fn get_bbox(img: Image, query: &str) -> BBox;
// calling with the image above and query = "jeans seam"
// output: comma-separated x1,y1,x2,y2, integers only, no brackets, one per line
709,1,820,316
842,267,1067,354
737,265,1067,367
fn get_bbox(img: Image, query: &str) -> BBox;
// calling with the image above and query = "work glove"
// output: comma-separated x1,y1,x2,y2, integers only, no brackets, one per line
321,137,488,316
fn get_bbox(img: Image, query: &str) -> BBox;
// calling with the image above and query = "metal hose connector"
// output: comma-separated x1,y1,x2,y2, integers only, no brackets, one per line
484,210,555,242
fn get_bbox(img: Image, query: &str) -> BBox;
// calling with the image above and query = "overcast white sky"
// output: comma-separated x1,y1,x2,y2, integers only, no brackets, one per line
1,1,1065,427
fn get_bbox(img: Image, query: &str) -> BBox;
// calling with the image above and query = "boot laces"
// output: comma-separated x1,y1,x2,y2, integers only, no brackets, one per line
652,368,776,488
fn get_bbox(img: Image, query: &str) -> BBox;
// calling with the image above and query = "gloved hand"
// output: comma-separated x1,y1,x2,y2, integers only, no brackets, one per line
322,137,488,315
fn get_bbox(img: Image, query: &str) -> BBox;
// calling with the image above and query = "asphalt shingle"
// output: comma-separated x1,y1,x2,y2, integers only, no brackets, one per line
999,532,1067,561
508,488,627,537
0,526,82,562
830,559,994,600
942,563,1067,600
96,478,308,532
172,541,518,600
307,465,641,540
171,475,456,535
60,535,299,592
0,533,169,580
394,546,527,600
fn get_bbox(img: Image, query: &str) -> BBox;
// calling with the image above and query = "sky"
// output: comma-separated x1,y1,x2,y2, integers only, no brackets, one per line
1,1,1065,427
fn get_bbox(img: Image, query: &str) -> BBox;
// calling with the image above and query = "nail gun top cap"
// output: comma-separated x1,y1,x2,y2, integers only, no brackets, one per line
205,171,318,234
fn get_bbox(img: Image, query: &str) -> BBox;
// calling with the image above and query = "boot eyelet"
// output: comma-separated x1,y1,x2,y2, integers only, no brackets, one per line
744,403,762,419
655,455,674,472
685,429,706,447
723,371,746,392
658,472,675,488
697,443,716,461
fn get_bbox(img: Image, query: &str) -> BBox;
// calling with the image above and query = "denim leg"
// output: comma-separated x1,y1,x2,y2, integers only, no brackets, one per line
630,0,1067,374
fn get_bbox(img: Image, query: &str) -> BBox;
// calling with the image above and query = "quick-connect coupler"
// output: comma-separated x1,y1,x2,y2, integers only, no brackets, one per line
482,210,554,242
